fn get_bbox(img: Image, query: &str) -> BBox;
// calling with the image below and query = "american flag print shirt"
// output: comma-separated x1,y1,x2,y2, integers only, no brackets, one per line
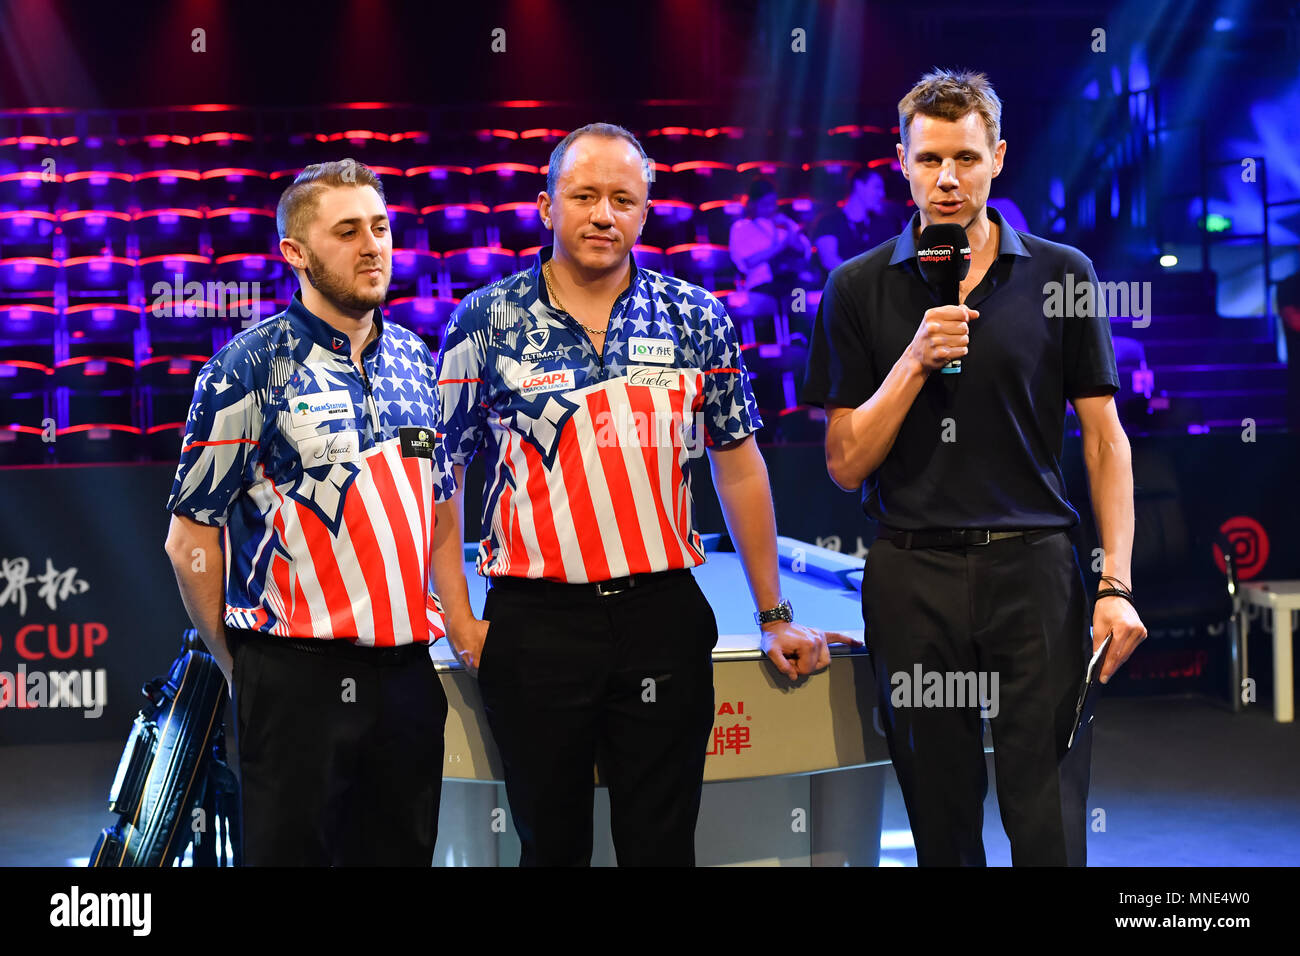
167,292,455,646
436,249,762,583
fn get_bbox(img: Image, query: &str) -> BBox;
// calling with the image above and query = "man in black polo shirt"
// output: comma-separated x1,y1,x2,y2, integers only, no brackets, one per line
803,69,1147,866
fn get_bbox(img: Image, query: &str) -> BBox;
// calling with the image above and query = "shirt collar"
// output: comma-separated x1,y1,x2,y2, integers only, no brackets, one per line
286,289,384,359
889,205,1031,266
531,244,643,310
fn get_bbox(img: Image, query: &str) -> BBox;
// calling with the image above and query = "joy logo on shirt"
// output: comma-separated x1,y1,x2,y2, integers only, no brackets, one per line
627,337,675,365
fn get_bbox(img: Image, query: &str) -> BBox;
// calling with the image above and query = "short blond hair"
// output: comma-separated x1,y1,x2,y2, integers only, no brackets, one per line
898,69,1002,154
275,159,387,240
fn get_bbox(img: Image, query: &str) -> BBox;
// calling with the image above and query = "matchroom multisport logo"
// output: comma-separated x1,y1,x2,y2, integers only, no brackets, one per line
49,886,151,936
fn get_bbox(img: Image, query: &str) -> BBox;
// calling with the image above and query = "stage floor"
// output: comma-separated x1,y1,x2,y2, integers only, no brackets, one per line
3,695,1298,866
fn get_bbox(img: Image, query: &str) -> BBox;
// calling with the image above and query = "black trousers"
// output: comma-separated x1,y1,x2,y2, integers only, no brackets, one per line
227,628,448,866
477,570,718,866
862,529,1093,866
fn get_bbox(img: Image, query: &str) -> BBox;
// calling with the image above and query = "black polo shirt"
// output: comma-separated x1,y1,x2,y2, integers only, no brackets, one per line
801,206,1119,531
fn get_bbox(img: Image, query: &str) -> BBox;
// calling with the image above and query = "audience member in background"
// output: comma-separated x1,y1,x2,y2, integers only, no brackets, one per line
729,178,814,309
1277,262,1300,433
812,167,903,271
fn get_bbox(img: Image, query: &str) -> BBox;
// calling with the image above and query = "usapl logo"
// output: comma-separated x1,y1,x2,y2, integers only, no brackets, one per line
524,328,550,353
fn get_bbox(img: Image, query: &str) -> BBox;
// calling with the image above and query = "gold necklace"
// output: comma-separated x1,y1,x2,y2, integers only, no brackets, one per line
544,260,607,336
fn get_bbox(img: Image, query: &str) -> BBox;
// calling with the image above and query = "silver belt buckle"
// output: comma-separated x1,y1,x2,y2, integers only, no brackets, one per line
969,530,991,546
595,577,633,596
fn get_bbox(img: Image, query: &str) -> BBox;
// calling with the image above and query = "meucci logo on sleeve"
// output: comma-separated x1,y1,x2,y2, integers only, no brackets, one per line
627,337,676,364
289,390,353,432
297,429,359,465
515,368,575,397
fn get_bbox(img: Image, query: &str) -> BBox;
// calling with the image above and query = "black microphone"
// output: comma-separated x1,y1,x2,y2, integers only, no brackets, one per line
915,223,971,374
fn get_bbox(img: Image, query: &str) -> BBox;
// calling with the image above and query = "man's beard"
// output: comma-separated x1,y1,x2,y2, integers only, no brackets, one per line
302,246,388,314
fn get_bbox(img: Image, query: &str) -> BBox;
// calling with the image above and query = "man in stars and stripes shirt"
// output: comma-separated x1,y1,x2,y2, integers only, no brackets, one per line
164,161,453,866
430,124,852,866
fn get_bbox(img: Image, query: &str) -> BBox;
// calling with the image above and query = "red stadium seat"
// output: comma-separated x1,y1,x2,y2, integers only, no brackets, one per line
0,171,58,212
133,168,202,210
422,203,491,253
386,296,459,340
630,244,665,273
201,166,275,209
407,165,473,209
145,421,186,462
53,354,135,391
55,423,142,463
390,248,441,294
667,242,733,287
698,198,745,245
493,202,546,252
59,209,131,258
64,255,134,294
207,207,278,257
0,424,51,466
0,256,59,295
0,210,56,258
212,252,284,285
773,405,826,444
0,304,58,341
137,353,209,388
139,253,213,288
64,303,142,341
0,358,53,395
473,163,543,206
670,161,739,205
444,246,518,288
134,207,204,257
644,199,697,248
61,169,132,210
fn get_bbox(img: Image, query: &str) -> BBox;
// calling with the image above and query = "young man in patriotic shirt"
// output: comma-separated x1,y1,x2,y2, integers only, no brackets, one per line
164,161,454,866
431,124,850,866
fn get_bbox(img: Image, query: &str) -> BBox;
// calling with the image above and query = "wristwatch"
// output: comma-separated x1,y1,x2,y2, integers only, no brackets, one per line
754,598,794,626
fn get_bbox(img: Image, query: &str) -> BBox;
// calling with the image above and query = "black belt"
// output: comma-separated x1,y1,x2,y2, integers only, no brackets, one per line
226,627,430,663
489,568,691,598
875,527,1062,550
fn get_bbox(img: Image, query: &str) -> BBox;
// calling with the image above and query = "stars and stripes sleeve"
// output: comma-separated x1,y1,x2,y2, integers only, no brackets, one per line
700,291,763,446
166,360,260,527
417,340,458,503
434,297,489,472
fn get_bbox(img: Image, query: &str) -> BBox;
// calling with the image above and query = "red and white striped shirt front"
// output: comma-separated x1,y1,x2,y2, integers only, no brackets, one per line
436,250,762,583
